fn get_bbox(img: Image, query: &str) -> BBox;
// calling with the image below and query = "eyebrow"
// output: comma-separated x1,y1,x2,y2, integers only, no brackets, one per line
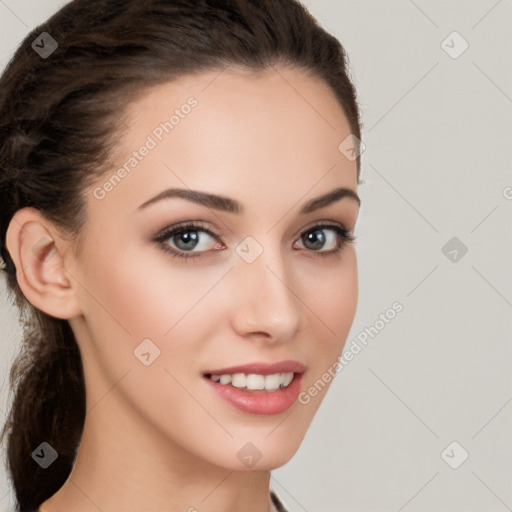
137,186,360,214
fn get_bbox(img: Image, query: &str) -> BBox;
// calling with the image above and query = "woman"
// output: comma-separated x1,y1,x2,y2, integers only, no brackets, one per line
0,0,363,510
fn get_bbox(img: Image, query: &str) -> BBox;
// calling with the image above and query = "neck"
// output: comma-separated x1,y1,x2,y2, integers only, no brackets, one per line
38,388,273,512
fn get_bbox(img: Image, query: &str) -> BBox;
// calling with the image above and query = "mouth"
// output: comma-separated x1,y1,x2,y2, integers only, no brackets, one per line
201,360,306,415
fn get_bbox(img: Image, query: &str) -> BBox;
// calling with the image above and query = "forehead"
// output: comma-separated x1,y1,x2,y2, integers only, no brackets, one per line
90,66,357,220
119,65,353,158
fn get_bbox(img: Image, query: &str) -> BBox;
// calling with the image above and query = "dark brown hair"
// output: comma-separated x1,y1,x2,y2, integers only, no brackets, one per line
0,0,362,509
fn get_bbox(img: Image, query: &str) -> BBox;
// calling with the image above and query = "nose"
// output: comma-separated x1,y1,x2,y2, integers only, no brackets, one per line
228,246,302,344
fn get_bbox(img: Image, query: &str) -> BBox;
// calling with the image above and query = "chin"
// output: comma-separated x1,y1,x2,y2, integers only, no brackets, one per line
207,422,309,472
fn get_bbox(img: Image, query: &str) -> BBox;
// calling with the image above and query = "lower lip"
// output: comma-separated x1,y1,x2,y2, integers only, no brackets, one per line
203,373,304,415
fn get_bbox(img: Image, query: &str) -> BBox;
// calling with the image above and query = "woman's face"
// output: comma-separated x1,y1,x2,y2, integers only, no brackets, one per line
67,65,360,471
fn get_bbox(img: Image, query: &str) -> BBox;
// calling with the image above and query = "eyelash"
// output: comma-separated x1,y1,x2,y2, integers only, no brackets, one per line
153,220,356,262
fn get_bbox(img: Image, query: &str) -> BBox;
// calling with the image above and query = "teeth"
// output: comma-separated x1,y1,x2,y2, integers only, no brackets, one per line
282,372,294,387
264,374,280,390
246,374,265,390
219,374,230,385
208,372,295,391
232,373,246,388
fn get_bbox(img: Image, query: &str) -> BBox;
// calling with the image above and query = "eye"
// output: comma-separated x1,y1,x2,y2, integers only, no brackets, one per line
294,222,356,257
153,222,222,261
153,220,356,262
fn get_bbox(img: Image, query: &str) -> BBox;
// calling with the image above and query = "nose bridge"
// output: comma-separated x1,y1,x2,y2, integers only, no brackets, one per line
230,238,301,340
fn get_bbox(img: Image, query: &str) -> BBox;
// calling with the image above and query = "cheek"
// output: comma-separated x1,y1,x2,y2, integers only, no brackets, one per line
74,245,227,434
73,241,224,399
81,240,221,340
299,249,358,383
302,247,358,338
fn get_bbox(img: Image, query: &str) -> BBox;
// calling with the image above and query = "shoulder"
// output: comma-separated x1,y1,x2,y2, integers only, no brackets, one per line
31,497,287,512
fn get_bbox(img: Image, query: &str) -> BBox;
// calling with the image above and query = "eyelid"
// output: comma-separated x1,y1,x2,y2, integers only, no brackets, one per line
153,219,354,242
297,219,355,239
153,220,221,241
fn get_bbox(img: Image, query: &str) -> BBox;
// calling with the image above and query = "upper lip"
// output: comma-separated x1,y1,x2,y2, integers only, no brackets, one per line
203,360,306,376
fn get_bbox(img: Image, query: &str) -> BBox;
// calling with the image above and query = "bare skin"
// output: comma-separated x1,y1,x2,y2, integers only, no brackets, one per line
7,65,360,512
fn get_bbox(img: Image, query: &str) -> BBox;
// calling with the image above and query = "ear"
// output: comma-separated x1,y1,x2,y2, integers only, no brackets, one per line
5,207,82,319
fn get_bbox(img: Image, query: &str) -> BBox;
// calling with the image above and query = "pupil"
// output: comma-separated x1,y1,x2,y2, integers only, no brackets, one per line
176,231,198,250
305,229,325,250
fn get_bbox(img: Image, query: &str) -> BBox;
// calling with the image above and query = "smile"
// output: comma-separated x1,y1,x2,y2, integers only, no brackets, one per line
202,360,306,415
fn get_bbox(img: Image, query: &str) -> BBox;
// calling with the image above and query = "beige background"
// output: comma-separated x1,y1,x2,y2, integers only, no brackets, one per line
1,1,511,511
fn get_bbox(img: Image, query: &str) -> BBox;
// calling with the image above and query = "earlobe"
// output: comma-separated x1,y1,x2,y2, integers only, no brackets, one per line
5,207,82,319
